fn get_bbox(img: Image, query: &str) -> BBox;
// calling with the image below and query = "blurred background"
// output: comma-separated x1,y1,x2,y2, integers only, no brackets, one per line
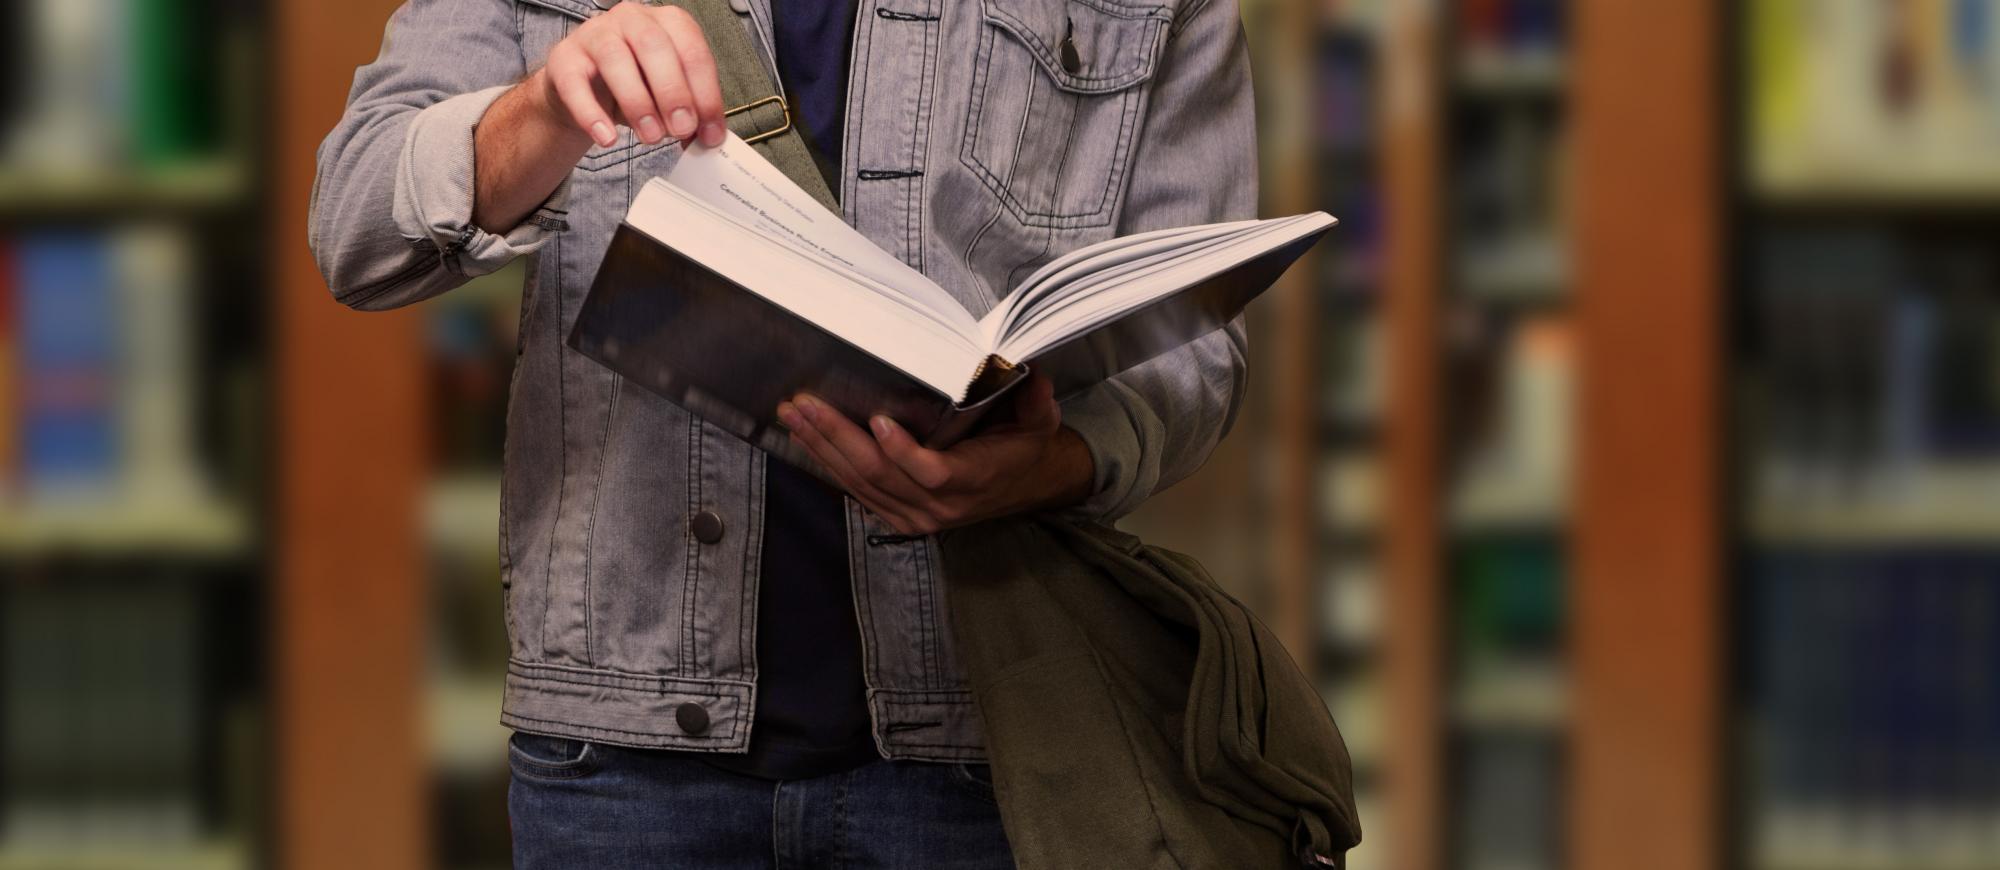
1,0,1998,868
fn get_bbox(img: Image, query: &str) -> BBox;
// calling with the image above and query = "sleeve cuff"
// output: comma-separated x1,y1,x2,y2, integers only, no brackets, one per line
1058,384,1155,521
393,84,568,277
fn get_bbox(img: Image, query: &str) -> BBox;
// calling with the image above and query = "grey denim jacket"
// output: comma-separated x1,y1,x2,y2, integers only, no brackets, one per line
309,0,1255,762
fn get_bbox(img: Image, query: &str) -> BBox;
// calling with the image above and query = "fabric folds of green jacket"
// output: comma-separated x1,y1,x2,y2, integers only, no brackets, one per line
941,518,1361,869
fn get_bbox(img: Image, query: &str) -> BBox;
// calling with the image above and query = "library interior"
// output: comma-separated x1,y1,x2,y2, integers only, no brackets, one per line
2,1,1998,869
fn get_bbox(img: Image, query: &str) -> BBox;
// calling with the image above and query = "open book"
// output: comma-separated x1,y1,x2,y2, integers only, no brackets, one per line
569,132,1334,453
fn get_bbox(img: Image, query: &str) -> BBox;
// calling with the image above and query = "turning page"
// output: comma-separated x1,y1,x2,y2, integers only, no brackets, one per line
653,135,976,336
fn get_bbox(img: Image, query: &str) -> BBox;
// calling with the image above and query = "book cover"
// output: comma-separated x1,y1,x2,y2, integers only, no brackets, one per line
18,232,119,497
0,238,15,497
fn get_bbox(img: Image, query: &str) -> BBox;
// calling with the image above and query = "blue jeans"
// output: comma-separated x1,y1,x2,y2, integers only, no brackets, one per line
507,732,1016,869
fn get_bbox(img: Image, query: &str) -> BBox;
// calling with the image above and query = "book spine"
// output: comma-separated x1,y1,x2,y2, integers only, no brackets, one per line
115,224,205,503
18,232,120,498
0,238,15,499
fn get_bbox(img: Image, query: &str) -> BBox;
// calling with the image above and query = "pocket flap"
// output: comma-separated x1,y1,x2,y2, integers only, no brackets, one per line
515,0,604,22
981,0,1172,94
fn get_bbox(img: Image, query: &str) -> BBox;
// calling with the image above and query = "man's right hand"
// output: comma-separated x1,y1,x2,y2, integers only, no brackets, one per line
472,2,727,233
538,2,727,148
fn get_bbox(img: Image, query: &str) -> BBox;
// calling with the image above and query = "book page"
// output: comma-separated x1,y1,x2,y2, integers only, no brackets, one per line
982,219,1265,347
657,134,978,337
996,223,1261,344
1006,220,1260,308
992,213,1337,363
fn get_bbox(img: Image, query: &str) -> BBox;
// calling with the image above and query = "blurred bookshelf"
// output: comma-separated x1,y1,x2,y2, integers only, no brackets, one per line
1736,2,2000,869
0,0,267,866
419,262,521,870
1264,0,1395,867
1439,3,1573,870
1358,2,1717,869
1248,2,1576,869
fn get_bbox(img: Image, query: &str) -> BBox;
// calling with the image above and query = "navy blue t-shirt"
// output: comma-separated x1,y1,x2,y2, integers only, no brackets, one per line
696,0,875,781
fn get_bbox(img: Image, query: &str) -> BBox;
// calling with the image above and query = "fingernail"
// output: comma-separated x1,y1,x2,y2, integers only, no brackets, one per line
796,397,819,420
591,121,615,146
870,416,893,439
699,122,725,146
777,403,799,429
637,115,664,142
668,108,696,138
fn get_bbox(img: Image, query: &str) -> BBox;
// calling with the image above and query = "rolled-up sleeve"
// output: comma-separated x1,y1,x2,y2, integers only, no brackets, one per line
310,0,561,312
1059,0,1257,520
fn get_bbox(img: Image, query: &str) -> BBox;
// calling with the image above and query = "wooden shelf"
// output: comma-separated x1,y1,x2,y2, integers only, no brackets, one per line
426,474,502,559
1452,664,1568,730
0,498,251,558
427,674,509,779
1458,236,1569,306
0,842,248,870
1449,472,1566,535
1458,47,1567,98
0,159,252,216
1751,157,2000,208
1748,463,2000,546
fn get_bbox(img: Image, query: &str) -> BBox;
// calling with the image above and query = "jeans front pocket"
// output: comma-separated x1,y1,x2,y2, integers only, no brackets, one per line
507,731,599,781
960,0,1172,229
950,762,1001,805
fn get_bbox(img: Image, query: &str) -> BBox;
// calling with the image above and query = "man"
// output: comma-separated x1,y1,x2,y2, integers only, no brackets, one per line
311,0,1253,865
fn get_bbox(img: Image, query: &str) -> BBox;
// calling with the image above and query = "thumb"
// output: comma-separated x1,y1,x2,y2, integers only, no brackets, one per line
1013,373,1059,432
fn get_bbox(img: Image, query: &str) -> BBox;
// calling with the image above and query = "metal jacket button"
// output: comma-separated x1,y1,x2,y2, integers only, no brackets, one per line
1060,17,1082,75
676,702,710,736
690,510,724,543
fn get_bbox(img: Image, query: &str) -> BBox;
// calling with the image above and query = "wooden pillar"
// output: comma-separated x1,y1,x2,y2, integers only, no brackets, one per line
1571,1,1721,868
1380,0,1444,867
274,1,429,867
1263,0,1324,665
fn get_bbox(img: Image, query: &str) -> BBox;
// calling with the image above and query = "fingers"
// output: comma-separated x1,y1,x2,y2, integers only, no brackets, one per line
584,23,664,143
544,44,617,147
622,14,695,141
544,4,726,149
871,416,956,490
781,400,925,531
1012,374,1061,433
795,396,934,506
647,6,727,146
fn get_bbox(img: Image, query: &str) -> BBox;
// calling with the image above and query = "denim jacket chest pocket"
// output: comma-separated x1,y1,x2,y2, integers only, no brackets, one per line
960,0,1170,229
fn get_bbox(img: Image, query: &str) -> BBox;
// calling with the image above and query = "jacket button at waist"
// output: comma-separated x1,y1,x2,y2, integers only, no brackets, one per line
675,702,711,736
689,510,725,544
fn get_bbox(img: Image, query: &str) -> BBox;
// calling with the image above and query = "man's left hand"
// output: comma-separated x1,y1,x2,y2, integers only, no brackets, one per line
777,374,1095,535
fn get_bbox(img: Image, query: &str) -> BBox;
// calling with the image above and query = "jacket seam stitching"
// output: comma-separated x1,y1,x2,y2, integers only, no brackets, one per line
683,417,703,673
508,659,754,688
501,714,746,750
580,373,622,666
539,226,566,658
917,537,940,688
501,710,740,741
739,452,761,682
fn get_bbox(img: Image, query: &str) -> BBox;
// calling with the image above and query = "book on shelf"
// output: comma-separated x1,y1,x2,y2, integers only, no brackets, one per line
0,239,14,496
569,132,1334,458
4,226,213,510
1752,231,2000,503
1747,551,2000,864
16,232,117,497
3,580,203,846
